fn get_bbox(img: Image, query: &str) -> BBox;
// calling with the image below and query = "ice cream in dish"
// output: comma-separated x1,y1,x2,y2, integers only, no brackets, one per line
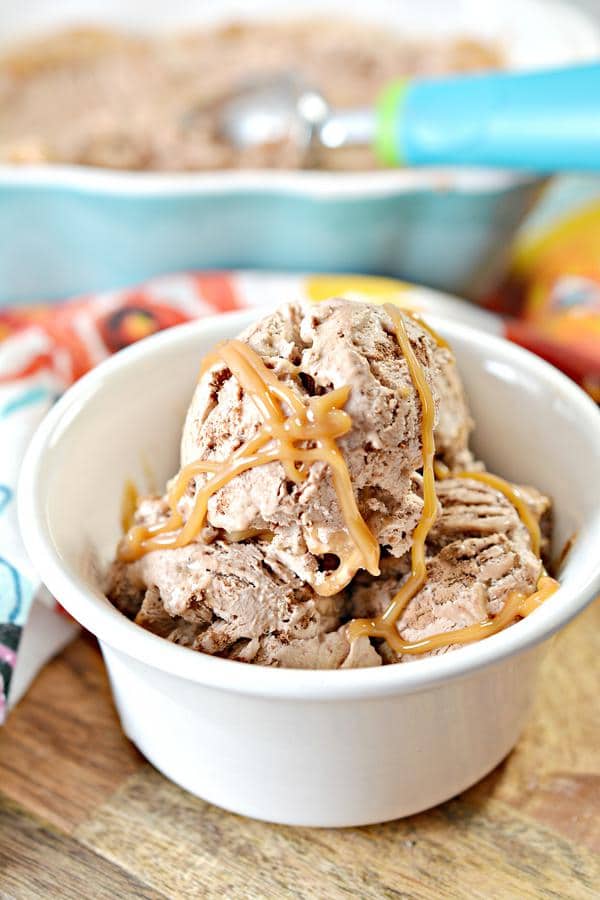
107,299,557,667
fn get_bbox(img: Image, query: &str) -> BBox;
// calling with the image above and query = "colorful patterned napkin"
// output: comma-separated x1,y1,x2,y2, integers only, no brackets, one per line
1,226,599,719
0,271,254,719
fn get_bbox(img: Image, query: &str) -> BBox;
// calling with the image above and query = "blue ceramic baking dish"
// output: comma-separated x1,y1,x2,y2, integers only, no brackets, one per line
1,0,599,304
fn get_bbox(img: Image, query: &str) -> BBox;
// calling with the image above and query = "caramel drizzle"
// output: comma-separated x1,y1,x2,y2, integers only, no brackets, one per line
556,531,578,574
389,575,558,656
119,339,380,593
120,479,139,533
120,303,559,655
347,303,558,656
405,311,449,350
347,307,438,648
434,461,541,556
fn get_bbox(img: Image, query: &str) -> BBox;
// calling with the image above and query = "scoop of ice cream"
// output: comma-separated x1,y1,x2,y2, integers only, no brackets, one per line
108,299,555,671
427,477,544,555
108,496,381,669
179,299,473,595
349,476,545,660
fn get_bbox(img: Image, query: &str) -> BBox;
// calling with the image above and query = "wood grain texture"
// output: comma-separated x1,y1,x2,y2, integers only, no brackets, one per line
0,635,144,833
0,797,164,900
0,600,598,900
466,599,600,856
75,768,600,900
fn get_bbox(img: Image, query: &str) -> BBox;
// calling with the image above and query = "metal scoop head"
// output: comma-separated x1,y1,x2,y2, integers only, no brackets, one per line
217,72,374,166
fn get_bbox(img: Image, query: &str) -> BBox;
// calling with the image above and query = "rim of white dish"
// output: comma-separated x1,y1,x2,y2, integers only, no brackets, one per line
19,308,600,701
0,163,539,196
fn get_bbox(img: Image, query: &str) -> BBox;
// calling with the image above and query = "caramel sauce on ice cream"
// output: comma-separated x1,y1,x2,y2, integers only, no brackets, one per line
347,308,439,650
120,478,139,533
119,303,558,657
349,304,557,655
392,575,558,655
120,339,380,593
434,461,541,557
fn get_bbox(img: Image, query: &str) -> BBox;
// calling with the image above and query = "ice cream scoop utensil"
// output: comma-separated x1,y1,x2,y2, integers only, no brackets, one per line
218,64,600,172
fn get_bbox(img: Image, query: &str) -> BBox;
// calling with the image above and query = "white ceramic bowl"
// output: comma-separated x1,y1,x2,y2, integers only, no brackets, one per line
19,310,600,827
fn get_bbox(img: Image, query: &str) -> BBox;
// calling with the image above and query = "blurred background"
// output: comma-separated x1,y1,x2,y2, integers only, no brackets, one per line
0,1,597,296
1,0,599,396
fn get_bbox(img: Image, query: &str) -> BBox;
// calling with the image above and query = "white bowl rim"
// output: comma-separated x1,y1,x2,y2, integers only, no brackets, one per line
18,308,600,701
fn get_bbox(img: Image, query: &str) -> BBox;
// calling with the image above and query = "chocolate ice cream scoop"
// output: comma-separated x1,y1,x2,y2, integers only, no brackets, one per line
349,477,547,660
108,297,557,670
179,299,473,594
108,495,379,669
107,476,549,670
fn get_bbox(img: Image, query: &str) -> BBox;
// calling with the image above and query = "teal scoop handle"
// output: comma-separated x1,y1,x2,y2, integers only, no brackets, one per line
375,64,600,171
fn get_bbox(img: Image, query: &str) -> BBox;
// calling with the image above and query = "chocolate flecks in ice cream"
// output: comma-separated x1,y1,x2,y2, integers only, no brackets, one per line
107,298,559,669
130,300,475,594
108,494,379,668
349,476,546,661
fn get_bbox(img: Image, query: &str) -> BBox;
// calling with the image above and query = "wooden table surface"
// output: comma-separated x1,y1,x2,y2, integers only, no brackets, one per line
1,601,598,900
